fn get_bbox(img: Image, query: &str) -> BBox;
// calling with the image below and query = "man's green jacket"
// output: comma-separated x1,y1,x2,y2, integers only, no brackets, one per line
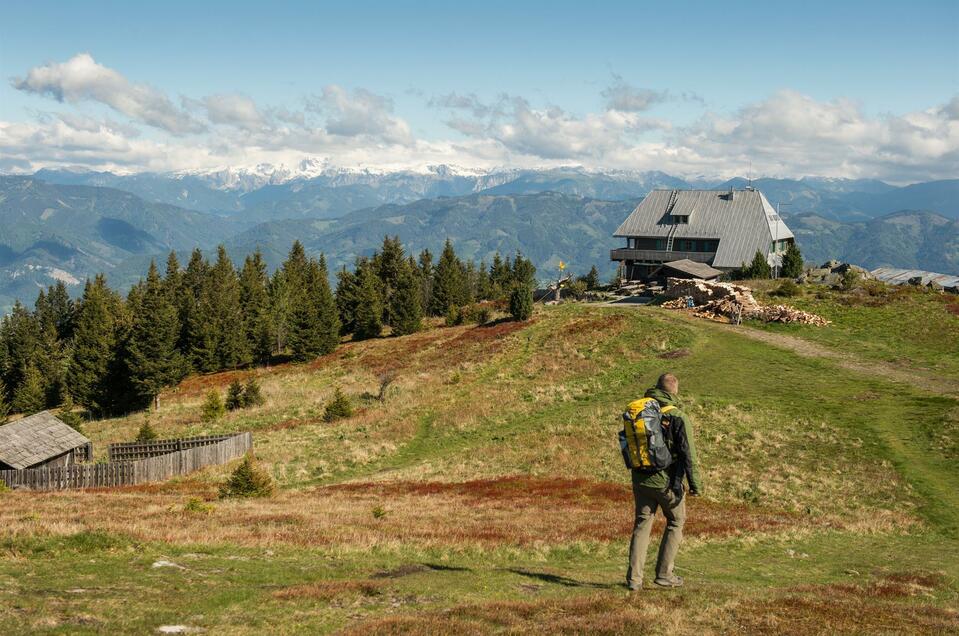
632,387,703,496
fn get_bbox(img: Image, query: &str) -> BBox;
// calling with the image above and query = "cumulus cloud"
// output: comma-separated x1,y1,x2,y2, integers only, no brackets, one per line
13,53,205,135
673,90,959,181
311,85,412,145
197,94,265,131
3,55,958,182
445,95,670,160
601,76,668,112
429,92,498,118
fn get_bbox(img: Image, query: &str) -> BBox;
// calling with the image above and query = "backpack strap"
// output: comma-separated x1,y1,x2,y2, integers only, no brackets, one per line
660,404,677,427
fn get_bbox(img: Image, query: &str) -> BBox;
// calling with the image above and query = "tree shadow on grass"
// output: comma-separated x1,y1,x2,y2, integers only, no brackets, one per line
505,568,619,589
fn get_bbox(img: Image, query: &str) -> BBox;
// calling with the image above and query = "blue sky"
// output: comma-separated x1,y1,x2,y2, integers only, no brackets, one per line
1,1,957,181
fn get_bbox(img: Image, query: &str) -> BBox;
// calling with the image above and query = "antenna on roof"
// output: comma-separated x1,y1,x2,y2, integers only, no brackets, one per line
748,160,752,189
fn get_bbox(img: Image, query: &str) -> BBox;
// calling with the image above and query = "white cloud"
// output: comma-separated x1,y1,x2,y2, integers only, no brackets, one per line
601,76,668,112
672,90,959,181
13,53,205,135
3,56,957,183
448,96,670,160
197,94,265,131
311,85,412,145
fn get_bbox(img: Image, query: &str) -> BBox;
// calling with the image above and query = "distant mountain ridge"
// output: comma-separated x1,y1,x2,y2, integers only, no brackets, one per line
2,167,958,313
787,209,959,273
0,176,243,312
31,166,959,223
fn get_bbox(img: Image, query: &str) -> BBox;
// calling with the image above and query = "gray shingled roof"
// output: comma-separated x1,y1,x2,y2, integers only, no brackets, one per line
0,411,90,469
613,189,794,269
661,259,723,279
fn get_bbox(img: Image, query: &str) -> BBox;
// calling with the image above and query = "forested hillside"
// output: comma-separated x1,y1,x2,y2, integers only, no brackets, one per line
0,238,538,419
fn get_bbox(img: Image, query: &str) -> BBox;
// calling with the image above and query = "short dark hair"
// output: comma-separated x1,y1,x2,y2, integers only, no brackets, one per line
657,373,679,394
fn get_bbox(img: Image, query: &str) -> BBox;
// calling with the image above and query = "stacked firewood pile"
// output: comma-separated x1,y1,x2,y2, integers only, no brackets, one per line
663,278,830,326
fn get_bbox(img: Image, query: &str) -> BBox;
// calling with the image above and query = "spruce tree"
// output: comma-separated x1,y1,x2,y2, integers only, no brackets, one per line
746,250,772,279
38,282,74,341
13,362,46,415
511,251,537,290
34,310,65,409
509,285,534,322
2,302,41,397
268,267,292,354
0,379,9,422
335,265,361,335
125,262,184,410
781,242,804,278
210,246,250,369
182,249,218,373
277,241,310,357
201,389,225,422
68,275,124,415
417,249,434,313
430,239,466,316
582,266,600,290
375,236,406,326
239,250,273,365
490,252,511,299
390,260,423,336
315,255,341,353
226,379,245,411
476,260,492,300
353,263,383,340
287,256,340,361
241,375,265,407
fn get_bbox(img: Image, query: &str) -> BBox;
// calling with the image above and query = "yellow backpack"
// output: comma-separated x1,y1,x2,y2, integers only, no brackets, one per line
619,397,677,471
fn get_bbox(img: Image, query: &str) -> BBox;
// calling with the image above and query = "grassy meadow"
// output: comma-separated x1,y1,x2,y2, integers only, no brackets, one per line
1,287,958,634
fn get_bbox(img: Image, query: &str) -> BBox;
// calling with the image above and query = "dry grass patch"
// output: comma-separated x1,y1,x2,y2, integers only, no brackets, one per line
726,573,958,635
0,477,810,550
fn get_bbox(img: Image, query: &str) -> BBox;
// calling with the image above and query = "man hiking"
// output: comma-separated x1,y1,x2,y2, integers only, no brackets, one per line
624,372,702,590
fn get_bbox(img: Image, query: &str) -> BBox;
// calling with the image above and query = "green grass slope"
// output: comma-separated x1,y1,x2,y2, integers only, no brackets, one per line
0,296,957,634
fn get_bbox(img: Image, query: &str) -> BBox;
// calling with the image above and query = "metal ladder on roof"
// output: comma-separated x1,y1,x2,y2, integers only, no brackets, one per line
665,224,678,252
664,189,679,215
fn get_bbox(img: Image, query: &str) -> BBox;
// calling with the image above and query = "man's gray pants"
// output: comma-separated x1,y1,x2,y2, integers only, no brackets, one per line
626,478,686,587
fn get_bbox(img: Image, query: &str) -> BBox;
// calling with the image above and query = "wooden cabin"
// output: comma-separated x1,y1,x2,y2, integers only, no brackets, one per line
0,411,92,470
611,188,795,281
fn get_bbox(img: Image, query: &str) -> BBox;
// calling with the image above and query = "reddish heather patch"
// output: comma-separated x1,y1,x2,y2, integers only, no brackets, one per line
446,319,531,347
340,592,670,636
322,476,800,540
730,574,958,635
359,329,452,374
176,369,251,397
943,295,959,317
325,476,630,505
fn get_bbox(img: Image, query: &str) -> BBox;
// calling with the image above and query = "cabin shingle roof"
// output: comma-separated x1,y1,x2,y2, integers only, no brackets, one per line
0,411,90,469
614,189,794,269
661,259,723,279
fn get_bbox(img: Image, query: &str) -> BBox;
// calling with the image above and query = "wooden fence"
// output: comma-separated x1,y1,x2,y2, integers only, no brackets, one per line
0,432,252,491
108,434,235,462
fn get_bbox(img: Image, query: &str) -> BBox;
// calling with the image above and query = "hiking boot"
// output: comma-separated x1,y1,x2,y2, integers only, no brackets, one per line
653,575,684,588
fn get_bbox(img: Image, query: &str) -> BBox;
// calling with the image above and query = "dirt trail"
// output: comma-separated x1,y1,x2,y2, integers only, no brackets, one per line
722,323,959,396
607,304,959,397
